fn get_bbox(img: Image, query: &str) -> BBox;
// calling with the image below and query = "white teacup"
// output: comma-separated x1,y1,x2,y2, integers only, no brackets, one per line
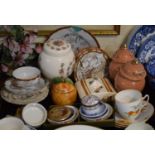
0,117,25,130
115,89,149,121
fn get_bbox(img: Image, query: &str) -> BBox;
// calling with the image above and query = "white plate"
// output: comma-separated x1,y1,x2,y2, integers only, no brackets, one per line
115,101,154,124
22,103,47,127
56,125,101,130
74,48,109,81
49,26,100,54
80,103,113,122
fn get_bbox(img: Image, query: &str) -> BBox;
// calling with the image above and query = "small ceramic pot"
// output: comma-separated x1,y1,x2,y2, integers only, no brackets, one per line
115,60,146,91
39,39,75,79
109,45,135,80
51,82,77,106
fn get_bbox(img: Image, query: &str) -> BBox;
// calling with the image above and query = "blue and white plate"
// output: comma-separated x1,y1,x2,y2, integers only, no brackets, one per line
137,34,155,64
126,25,155,55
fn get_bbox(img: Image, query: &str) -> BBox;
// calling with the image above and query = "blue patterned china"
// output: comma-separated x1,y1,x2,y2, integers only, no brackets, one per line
146,58,155,77
137,34,155,64
126,25,155,55
80,95,108,118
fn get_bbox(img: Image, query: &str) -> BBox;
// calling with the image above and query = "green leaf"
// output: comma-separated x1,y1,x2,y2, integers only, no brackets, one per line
52,77,73,84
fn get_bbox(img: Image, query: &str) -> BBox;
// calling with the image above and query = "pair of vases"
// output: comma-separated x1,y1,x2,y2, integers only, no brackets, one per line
109,45,146,92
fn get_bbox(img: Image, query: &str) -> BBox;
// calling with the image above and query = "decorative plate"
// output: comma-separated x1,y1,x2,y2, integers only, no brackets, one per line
49,26,100,54
126,25,155,55
80,103,113,122
74,48,109,81
115,101,154,128
137,34,155,64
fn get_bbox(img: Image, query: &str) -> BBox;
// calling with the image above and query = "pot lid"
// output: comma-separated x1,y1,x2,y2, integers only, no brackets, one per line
81,95,100,107
112,45,135,63
120,59,146,81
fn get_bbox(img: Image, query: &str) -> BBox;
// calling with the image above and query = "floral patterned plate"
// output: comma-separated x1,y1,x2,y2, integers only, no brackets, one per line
115,101,154,128
49,26,100,55
137,34,155,64
126,25,155,55
74,48,109,81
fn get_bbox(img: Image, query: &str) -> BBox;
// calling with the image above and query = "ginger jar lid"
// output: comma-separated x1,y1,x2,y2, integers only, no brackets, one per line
112,45,135,63
43,39,72,56
120,59,146,81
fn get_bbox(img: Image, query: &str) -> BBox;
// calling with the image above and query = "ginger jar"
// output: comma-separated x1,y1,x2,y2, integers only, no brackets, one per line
109,45,135,80
39,39,75,79
114,60,146,91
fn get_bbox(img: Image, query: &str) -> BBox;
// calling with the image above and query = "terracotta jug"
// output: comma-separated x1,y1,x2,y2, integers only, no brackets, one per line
109,45,135,80
114,60,146,91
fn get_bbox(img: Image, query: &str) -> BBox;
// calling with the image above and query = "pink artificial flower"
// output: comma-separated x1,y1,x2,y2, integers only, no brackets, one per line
15,53,25,66
24,33,37,44
20,43,33,54
1,64,9,72
35,44,43,53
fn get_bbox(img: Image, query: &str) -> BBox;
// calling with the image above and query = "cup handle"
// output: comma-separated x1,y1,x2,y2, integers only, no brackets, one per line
142,94,149,103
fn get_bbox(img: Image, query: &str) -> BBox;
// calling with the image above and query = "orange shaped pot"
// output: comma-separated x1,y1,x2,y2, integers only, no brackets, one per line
114,60,146,92
109,45,135,80
51,81,77,106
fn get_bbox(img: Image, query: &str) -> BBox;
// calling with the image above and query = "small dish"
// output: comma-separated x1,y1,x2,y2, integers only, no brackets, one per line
47,105,79,125
48,106,73,122
13,66,40,81
22,103,47,127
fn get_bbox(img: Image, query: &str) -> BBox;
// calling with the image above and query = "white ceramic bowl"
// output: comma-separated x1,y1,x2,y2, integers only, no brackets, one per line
0,116,25,130
22,103,47,127
13,66,40,81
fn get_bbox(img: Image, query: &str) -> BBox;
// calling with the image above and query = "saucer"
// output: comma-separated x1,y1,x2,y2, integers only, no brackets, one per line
1,84,49,105
80,103,113,122
5,78,47,95
79,103,108,118
115,101,154,128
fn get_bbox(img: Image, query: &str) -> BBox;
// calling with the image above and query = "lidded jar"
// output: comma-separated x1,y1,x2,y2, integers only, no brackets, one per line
39,39,75,79
114,60,146,91
109,45,135,80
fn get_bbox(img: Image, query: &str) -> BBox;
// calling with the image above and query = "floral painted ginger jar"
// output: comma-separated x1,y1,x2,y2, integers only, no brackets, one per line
109,45,135,80
39,39,75,79
115,60,146,91
51,77,77,106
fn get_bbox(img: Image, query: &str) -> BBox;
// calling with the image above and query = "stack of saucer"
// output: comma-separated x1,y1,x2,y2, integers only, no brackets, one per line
79,95,113,122
0,66,49,105
47,105,79,125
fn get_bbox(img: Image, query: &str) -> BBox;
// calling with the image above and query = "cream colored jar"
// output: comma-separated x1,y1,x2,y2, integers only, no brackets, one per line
39,39,75,79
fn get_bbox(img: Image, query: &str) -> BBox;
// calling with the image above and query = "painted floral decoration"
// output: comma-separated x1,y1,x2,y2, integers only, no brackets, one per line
0,26,43,76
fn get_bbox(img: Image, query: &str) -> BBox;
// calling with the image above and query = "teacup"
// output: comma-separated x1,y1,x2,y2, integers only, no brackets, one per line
0,117,25,130
12,66,41,88
115,89,149,121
